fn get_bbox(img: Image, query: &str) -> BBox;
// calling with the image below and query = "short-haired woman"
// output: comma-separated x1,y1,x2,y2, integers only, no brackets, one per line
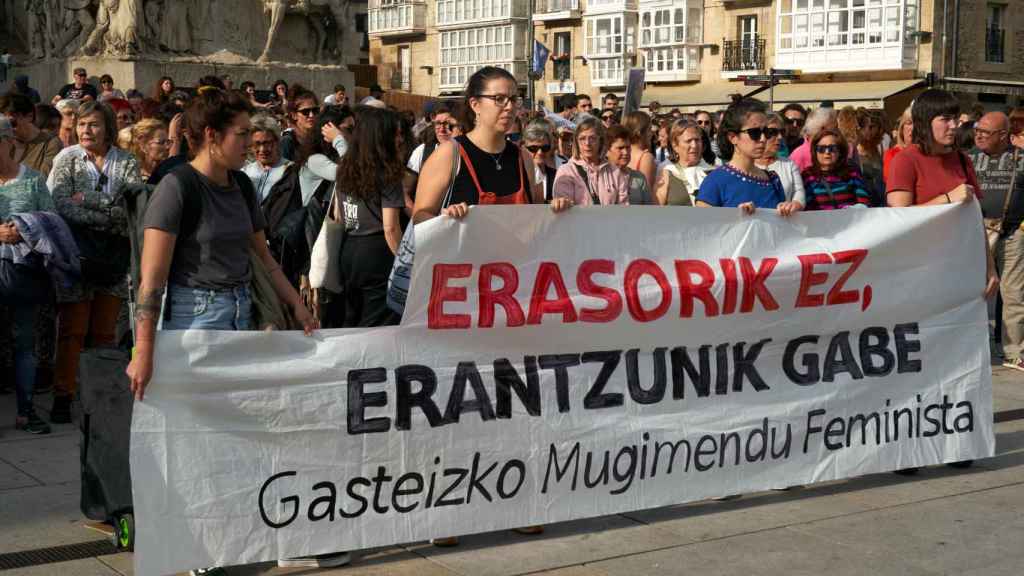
97,74,125,102
607,124,652,204
552,116,628,205
522,118,559,202
243,114,290,202
656,119,714,206
48,101,142,424
754,113,805,207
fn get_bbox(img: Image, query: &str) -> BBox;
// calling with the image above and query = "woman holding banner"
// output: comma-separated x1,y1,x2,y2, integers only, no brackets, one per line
412,65,572,547
695,99,802,217
552,116,629,206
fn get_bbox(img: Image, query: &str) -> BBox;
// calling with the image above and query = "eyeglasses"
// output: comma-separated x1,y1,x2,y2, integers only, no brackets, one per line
297,107,320,118
815,144,839,154
475,94,520,108
974,128,1006,138
601,114,615,121
784,117,805,127
525,144,552,153
739,127,781,141
434,121,459,130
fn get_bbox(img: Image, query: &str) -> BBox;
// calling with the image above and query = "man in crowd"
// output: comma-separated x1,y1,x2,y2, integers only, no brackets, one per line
52,68,97,103
0,93,62,176
780,103,807,158
10,76,42,104
970,112,1024,370
559,93,578,121
603,92,619,112
323,84,348,106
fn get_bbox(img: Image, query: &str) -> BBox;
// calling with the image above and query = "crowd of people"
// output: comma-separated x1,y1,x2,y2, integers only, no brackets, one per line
2,66,1023,574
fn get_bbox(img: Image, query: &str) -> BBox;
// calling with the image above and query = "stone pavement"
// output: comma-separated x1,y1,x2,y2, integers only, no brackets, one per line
2,368,1023,576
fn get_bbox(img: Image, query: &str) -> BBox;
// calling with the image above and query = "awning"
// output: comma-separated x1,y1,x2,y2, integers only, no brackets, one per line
941,77,1024,97
642,78,925,111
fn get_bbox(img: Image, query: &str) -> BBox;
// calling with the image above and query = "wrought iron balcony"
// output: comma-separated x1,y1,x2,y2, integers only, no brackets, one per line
722,37,765,72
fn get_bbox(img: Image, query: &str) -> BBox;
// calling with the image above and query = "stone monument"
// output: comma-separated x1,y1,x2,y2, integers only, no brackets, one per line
2,0,355,102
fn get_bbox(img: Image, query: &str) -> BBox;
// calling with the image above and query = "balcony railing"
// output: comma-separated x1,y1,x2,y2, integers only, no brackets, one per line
533,0,580,21
986,28,1005,63
368,1,427,37
722,37,765,72
584,0,638,15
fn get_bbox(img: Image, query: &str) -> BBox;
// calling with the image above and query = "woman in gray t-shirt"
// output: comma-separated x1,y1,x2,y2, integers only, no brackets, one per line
127,88,315,401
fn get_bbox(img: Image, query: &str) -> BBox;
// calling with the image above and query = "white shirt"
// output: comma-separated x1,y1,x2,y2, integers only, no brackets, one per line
660,160,713,204
299,135,348,206
243,158,291,203
760,158,806,206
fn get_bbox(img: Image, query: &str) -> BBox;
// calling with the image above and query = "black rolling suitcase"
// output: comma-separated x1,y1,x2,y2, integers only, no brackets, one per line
78,345,135,551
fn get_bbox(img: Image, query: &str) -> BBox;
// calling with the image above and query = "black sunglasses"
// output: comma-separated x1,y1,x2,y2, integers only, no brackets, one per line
816,144,839,154
525,144,552,153
784,117,805,127
435,121,459,130
739,127,781,141
297,107,320,118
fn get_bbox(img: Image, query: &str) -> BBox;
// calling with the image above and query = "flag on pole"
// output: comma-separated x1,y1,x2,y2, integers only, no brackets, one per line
533,40,550,75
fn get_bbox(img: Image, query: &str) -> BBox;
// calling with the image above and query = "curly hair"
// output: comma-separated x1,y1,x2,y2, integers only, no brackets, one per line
336,106,406,202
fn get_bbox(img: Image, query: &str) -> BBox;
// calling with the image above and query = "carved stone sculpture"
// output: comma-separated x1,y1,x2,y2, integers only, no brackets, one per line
84,0,142,56
157,0,192,53
49,0,95,58
258,0,351,63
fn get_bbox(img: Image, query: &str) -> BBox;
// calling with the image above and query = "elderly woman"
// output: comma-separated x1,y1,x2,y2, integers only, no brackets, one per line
607,124,652,205
656,119,714,206
0,117,56,434
47,101,141,424
522,118,560,202
243,114,291,202
129,118,169,181
754,113,805,207
553,116,628,205
55,99,80,148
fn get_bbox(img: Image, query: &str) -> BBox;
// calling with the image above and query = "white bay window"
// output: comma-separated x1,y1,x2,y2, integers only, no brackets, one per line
585,11,637,87
638,1,701,81
439,24,527,90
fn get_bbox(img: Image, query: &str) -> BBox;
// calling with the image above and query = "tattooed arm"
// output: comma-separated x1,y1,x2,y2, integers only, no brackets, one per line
127,228,177,401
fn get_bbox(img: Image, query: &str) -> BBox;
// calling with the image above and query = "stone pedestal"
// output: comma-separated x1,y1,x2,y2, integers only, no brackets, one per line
11,55,354,105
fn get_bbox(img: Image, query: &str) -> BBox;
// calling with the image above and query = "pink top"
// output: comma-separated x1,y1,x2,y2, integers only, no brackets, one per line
552,158,630,206
790,139,813,172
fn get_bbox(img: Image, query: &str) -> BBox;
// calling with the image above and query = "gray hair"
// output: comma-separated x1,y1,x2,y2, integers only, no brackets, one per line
804,107,837,138
55,99,81,114
522,119,555,145
250,114,283,141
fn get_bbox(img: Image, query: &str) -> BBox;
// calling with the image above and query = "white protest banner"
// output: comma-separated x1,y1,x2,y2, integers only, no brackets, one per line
132,205,994,575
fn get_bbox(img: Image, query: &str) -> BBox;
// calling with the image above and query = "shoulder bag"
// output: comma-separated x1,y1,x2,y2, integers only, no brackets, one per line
308,184,345,292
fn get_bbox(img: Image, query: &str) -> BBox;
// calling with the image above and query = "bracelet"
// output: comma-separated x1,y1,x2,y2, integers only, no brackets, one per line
945,193,951,203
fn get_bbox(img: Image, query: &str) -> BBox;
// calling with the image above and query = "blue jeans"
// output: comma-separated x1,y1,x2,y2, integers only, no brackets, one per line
162,284,252,331
11,305,39,417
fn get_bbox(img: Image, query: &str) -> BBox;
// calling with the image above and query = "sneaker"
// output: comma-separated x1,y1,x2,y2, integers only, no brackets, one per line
50,395,72,424
430,537,459,547
1002,357,1024,372
15,412,51,435
189,569,227,576
278,552,351,568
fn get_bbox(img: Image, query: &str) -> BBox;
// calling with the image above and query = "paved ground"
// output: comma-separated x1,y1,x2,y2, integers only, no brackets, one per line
2,366,1023,576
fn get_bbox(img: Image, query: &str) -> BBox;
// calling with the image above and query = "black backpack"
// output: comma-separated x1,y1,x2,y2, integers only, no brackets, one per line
260,164,332,287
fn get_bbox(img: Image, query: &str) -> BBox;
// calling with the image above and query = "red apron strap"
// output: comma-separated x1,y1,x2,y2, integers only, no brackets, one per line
457,144,487,201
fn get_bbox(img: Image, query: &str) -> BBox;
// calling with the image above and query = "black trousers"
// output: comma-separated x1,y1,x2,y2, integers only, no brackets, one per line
340,234,401,328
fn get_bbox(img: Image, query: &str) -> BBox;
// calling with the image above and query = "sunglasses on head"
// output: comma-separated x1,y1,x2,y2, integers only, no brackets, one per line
816,144,839,154
739,127,781,140
525,144,552,153
297,107,320,118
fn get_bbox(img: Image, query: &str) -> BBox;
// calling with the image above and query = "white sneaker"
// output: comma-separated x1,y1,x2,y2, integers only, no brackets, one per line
278,552,351,568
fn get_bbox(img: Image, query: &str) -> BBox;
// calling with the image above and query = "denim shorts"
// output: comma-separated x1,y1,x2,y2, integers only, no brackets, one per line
162,283,252,331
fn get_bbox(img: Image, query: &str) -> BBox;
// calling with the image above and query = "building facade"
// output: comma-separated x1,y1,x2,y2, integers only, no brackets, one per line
368,0,1024,113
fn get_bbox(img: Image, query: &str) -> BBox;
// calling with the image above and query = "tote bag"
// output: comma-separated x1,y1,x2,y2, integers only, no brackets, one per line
308,185,345,292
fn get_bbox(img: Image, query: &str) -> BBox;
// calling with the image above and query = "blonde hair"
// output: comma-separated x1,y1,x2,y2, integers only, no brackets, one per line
894,106,913,147
129,118,166,161
116,126,133,151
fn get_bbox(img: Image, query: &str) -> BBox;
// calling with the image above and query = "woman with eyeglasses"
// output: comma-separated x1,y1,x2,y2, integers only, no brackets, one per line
279,85,320,162
522,119,560,203
695,99,800,217
47,101,142,424
754,114,805,208
553,116,629,206
695,110,719,165
55,99,79,148
129,118,169,181
655,119,713,206
97,74,125,102
800,129,871,211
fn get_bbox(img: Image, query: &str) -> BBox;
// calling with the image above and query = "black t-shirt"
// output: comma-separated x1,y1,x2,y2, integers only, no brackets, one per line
144,165,266,289
58,83,98,101
341,181,405,237
449,135,523,206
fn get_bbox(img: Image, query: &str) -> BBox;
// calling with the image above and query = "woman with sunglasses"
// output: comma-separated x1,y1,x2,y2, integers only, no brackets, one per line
279,85,320,162
48,101,141,424
97,74,124,102
754,114,805,208
522,119,560,203
695,99,800,217
800,129,871,211
655,119,713,206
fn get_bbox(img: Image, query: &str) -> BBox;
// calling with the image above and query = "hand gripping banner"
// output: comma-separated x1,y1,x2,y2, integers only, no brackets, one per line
131,205,994,575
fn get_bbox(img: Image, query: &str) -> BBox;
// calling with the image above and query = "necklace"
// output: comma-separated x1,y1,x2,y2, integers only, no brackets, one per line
488,149,503,171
